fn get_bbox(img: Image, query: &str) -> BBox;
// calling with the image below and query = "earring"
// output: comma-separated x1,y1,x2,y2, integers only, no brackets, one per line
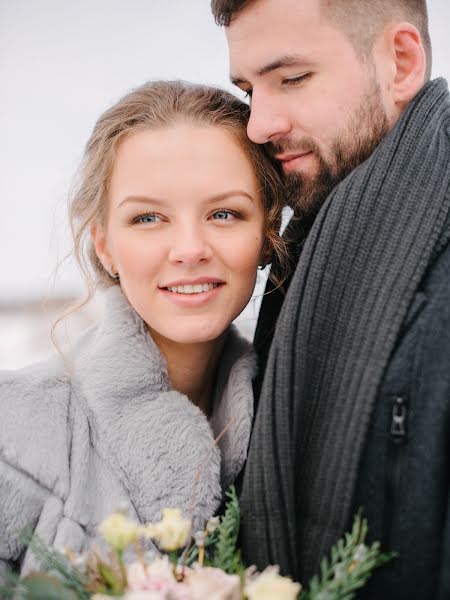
108,266,120,280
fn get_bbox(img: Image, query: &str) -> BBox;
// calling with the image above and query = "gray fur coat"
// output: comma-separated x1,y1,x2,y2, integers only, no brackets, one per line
0,287,256,576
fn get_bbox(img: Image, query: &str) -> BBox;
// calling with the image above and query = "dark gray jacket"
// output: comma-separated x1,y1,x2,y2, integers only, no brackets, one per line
353,240,450,600
253,239,450,600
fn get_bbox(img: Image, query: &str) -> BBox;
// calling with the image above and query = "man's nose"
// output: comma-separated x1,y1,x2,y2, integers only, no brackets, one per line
168,224,213,265
246,92,291,144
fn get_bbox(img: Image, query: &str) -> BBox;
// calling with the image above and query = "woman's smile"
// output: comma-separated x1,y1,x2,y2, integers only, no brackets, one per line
159,281,224,307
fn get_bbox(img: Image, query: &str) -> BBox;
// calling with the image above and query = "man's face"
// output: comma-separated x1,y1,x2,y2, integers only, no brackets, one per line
226,0,391,218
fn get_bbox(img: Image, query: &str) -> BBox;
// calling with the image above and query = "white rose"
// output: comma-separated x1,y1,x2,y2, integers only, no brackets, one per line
184,566,241,600
123,592,167,600
244,567,302,600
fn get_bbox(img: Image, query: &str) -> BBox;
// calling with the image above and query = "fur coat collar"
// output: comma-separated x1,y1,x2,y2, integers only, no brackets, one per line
70,286,256,526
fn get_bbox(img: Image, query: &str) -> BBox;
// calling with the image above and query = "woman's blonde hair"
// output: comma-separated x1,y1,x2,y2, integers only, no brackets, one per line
69,80,287,307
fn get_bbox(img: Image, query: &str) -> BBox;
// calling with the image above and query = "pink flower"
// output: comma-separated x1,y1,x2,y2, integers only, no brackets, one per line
126,559,191,599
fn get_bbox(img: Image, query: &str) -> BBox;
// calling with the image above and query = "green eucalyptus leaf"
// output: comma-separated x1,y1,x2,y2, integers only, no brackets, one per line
21,573,79,600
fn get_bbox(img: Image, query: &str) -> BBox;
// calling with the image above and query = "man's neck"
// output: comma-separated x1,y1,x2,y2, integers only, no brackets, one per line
150,329,228,417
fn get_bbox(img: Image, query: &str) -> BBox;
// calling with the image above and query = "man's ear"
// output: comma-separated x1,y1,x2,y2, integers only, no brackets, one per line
91,222,112,272
389,22,427,105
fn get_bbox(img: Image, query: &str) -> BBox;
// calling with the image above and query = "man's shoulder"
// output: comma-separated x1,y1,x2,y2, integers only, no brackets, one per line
0,358,72,495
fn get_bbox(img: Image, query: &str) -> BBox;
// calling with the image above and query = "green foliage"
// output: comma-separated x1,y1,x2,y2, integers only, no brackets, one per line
207,486,246,575
18,573,80,600
183,526,219,567
302,512,395,600
96,560,123,596
0,531,90,600
0,571,79,600
25,534,90,599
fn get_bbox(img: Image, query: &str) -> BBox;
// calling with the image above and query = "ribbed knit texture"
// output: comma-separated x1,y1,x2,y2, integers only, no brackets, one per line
240,78,450,582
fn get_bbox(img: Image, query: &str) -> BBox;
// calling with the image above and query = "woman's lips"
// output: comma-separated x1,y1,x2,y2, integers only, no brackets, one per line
159,283,224,307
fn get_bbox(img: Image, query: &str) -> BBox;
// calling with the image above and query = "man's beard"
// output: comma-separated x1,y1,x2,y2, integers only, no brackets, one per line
269,81,390,222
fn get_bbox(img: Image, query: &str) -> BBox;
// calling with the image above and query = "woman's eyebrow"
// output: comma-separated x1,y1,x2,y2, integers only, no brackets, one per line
117,195,167,208
207,190,254,203
117,190,254,208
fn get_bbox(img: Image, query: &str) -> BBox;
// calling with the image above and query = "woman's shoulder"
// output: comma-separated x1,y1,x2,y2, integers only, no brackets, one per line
0,357,72,495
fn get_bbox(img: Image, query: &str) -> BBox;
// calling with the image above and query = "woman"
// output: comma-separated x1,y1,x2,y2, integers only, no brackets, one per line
0,81,285,575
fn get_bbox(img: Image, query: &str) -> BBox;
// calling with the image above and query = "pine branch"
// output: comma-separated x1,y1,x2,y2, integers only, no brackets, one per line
301,513,395,600
0,529,91,600
208,486,245,575
16,573,80,600
25,533,90,599
184,528,220,567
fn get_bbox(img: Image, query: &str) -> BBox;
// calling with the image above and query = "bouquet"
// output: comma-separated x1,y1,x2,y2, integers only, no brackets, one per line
1,487,392,600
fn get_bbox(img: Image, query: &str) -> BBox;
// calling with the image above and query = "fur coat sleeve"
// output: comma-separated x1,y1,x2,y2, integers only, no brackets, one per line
0,364,71,569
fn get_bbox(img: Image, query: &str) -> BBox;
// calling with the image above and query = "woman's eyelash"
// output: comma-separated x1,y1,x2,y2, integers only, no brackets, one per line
130,209,242,224
212,209,241,220
131,212,161,224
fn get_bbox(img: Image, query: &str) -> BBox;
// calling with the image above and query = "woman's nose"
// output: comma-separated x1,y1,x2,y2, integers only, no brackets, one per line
168,225,213,265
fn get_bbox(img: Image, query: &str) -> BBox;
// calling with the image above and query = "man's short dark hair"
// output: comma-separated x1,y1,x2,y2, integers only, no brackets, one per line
211,0,432,80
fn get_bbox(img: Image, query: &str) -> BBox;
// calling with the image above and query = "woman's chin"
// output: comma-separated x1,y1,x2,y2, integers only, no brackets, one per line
152,322,231,346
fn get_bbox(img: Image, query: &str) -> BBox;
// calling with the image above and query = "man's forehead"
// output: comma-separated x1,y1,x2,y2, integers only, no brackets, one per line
225,0,322,37
225,0,324,79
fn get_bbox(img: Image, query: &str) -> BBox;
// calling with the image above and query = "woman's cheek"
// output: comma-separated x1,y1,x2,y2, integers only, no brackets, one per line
115,234,161,276
230,233,264,272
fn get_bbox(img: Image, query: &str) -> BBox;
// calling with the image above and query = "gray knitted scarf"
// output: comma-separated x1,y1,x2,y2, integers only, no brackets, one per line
240,78,450,581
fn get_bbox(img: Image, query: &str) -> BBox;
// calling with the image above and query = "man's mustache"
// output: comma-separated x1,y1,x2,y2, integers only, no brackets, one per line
267,136,320,158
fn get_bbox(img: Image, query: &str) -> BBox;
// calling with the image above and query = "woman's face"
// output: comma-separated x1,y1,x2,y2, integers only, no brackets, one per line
93,123,265,345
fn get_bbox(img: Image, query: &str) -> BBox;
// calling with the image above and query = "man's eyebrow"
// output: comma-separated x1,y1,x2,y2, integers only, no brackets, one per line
231,54,310,85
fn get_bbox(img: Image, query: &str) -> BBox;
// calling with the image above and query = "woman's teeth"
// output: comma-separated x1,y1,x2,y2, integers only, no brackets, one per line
166,283,219,294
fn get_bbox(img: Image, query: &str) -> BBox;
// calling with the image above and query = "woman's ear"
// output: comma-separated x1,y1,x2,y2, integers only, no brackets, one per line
259,240,273,269
390,22,427,105
91,222,113,273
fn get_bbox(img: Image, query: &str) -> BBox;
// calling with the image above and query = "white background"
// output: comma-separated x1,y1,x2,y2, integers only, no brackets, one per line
1,1,449,366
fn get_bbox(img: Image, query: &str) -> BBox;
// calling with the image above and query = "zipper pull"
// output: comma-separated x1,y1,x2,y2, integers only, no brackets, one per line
390,396,407,443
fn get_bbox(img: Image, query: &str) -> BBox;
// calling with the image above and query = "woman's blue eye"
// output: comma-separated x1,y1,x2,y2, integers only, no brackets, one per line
213,210,236,220
134,213,161,224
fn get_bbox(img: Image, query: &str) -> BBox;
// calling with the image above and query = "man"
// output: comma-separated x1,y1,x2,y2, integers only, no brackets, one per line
211,1,450,598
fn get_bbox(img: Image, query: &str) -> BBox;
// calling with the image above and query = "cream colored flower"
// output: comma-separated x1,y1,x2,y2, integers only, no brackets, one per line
147,556,178,580
244,567,302,600
98,512,139,551
184,566,241,600
123,592,167,600
141,509,191,552
127,557,176,591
